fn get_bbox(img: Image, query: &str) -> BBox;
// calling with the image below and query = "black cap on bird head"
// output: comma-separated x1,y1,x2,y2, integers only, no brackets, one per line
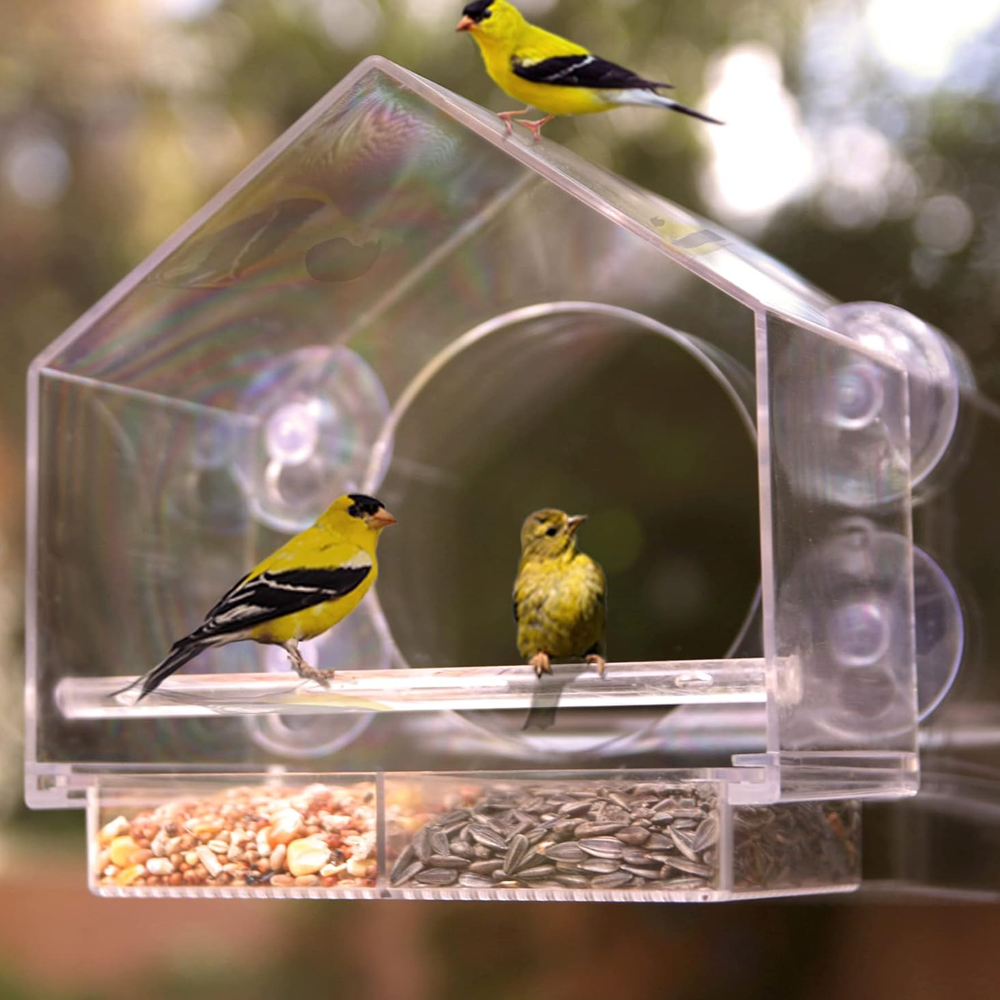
339,493,398,529
457,0,494,30
346,493,385,518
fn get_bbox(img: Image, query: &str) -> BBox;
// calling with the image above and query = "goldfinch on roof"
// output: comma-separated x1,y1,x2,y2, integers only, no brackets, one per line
457,0,722,139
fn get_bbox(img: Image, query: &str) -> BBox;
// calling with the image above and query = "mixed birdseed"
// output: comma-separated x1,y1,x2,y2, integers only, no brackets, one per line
387,781,719,892
733,799,860,891
93,783,376,891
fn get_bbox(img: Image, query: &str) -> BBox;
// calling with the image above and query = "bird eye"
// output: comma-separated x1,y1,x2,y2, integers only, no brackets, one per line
545,527,558,536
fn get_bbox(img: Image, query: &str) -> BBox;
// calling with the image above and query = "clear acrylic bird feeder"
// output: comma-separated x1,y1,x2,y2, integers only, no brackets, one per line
26,58,997,902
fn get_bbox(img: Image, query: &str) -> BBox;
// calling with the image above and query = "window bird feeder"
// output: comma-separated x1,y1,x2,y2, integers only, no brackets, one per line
27,58,992,902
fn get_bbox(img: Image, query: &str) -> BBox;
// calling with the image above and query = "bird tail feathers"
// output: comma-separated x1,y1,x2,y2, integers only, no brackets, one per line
112,636,212,702
612,89,724,125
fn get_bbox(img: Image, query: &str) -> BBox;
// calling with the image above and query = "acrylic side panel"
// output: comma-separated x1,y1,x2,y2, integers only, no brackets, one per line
758,312,918,787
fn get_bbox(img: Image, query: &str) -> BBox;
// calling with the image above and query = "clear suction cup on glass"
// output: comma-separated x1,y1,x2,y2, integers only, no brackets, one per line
238,345,392,532
827,302,971,491
778,518,964,742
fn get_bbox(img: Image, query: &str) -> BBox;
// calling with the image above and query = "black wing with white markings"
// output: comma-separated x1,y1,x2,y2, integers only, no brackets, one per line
512,53,672,91
192,565,371,639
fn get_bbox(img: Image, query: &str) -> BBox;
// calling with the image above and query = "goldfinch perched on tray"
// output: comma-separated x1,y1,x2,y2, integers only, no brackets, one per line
457,0,723,139
119,494,396,701
514,508,607,728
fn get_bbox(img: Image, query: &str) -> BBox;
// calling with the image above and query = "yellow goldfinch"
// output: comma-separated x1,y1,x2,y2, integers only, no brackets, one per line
120,494,396,700
457,0,722,139
514,509,607,728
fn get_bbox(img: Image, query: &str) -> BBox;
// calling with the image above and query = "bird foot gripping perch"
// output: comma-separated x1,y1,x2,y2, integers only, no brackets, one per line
282,639,337,686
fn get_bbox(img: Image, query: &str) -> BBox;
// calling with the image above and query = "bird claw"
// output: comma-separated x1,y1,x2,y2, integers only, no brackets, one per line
294,664,337,686
514,114,555,142
284,640,335,686
497,107,531,136
586,654,607,678
529,652,552,678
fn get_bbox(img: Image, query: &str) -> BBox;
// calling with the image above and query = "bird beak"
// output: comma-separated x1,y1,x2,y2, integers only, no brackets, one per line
566,514,587,535
367,508,397,528
456,15,475,31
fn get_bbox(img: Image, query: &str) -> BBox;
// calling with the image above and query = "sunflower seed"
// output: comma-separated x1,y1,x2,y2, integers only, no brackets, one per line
449,841,476,860
552,817,586,839
525,827,549,847
517,865,557,880
414,867,458,886
413,826,433,863
693,817,719,852
429,830,450,856
555,860,584,872
590,871,633,888
520,797,549,814
558,800,593,817
467,824,502,849
389,844,415,882
438,810,470,825
458,873,494,888
665,876,706,889
670,827,700,862
556,874,591,889
576,821,626,837
544,842,588,862
673,807,703,819
469,859,505,874
579,858,620,874
427,854,469,869
645,833,675,850
472,844,492,859
504,834,529,873
579,838,625,859
622,865,663,879
390,860,423,887
664,857,712,877
652,811,676,824
615,826,650,846
622,847,655,866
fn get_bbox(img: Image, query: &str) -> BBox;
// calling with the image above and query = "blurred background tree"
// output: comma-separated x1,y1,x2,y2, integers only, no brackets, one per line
1,0,999,996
